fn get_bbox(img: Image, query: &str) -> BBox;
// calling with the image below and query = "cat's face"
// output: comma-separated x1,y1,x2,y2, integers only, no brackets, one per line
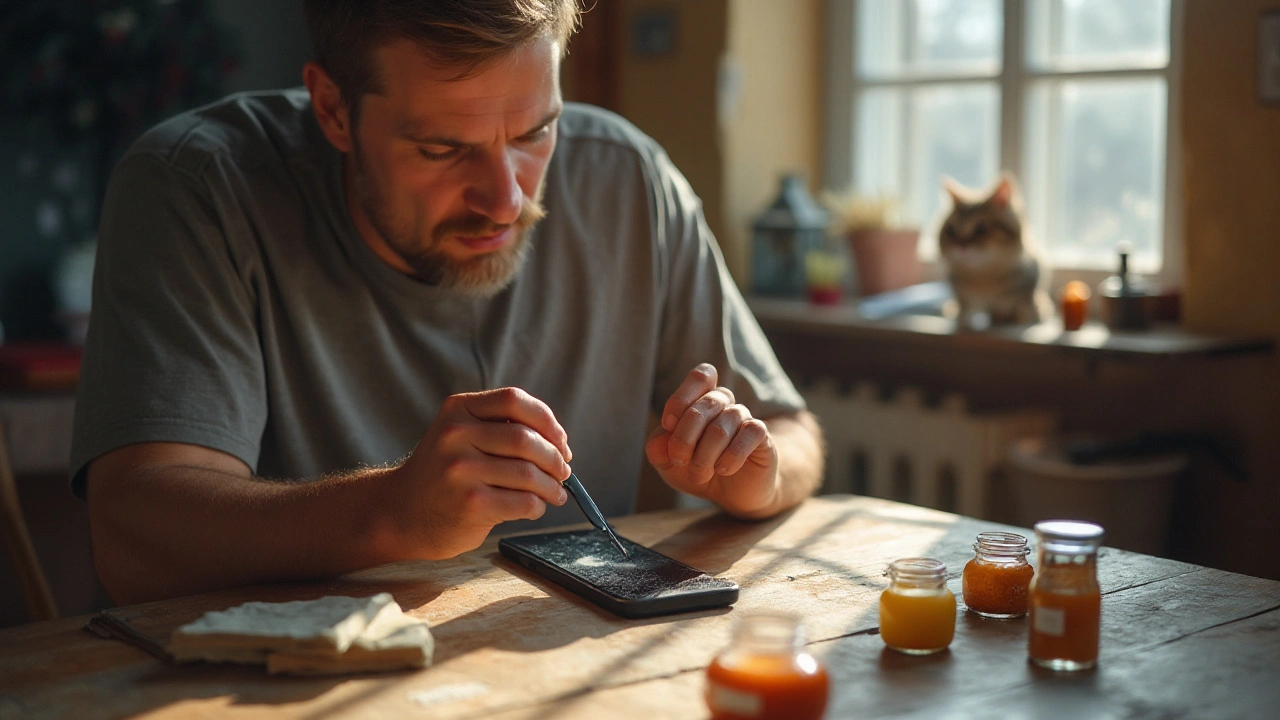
939,185,1023,271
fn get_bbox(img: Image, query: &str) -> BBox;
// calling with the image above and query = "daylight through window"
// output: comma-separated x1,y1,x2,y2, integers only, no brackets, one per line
831,0,1178,277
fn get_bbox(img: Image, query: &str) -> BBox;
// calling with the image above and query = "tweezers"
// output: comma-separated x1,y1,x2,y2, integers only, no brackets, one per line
562,473,629,558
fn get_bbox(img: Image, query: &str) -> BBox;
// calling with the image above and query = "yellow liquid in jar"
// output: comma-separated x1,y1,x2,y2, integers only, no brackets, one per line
879,587,957,654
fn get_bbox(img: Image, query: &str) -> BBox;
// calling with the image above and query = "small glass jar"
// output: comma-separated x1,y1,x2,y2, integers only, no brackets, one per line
705,613,829,720
1029,520,1105,671
879,557,956,655
963,531,1034,618
1060,280,1092,331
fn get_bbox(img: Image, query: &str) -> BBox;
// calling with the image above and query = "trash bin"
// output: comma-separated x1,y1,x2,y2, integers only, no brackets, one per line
1008,436,1189,556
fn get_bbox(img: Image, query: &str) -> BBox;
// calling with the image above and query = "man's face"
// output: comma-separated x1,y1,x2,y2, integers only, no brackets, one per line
346,35,562,297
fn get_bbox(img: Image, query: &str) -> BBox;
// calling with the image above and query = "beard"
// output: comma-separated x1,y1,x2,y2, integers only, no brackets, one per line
352,143,547,299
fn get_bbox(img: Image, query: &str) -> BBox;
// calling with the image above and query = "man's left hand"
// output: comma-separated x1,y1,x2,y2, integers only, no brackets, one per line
645,363,780,517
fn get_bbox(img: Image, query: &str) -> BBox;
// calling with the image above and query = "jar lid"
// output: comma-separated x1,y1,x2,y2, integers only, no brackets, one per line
1034,520,1105,552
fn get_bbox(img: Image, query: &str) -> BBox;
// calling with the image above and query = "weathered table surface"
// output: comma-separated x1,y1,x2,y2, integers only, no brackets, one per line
2,495,1278,719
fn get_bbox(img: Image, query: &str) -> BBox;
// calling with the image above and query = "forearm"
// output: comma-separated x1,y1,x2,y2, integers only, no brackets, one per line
89,460,404,605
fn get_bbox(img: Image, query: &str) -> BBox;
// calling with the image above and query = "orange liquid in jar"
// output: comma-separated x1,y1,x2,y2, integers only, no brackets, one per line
705,652,829,720
1061,281,1092,331
879,587,956,653
1029,590,1101,666
963,558,1034,617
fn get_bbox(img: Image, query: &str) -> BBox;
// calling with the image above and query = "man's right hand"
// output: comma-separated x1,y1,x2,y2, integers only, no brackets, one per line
386,387,574,560
87,386,572,605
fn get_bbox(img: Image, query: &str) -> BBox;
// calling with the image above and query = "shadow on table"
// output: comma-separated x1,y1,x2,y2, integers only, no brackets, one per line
647,506,798,575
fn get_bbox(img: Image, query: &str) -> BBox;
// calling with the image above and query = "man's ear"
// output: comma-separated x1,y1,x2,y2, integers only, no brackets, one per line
303,61,354,154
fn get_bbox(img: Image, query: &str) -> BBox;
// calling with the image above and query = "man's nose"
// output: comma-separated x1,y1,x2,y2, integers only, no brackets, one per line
464,148,522,226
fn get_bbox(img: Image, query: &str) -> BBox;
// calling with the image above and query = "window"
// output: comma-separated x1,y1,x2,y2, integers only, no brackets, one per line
825,0,1182,282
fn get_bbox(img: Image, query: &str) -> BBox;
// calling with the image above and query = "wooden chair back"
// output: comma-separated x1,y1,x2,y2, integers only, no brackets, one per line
0,416,58,622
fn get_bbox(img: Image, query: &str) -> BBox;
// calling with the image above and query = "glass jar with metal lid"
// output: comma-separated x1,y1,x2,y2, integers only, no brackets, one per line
1029,520,1105,671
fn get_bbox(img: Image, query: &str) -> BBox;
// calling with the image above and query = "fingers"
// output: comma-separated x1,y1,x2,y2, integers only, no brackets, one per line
459,387,573,464
463,484,551,524
655,364,772,485
661,363,721,432
466,418,572,483
690,410,770,478
450,454,568,507
665,386,739,468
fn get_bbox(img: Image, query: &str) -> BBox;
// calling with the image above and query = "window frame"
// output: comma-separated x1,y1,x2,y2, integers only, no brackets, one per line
823,0,1186,291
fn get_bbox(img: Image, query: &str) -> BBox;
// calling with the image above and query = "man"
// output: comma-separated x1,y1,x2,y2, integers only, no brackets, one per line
71,0,824,605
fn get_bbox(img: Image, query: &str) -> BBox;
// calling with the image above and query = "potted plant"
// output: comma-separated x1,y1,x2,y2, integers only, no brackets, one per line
822,191,920,297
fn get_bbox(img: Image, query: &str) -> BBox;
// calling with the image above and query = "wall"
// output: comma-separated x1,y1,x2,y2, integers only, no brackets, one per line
1176,0,1280,579
0,0,311,343
722,0,825,283
612,0,730,264
214,0,312,93
570,0,824,284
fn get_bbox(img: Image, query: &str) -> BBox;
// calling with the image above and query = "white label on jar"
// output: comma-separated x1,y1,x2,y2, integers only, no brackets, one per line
1035,606,1066,637
708,682,762,717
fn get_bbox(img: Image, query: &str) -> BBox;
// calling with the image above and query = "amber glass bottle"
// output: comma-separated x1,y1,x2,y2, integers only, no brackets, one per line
705,613,829,720
963,531,1034,618
1029,520,1104,671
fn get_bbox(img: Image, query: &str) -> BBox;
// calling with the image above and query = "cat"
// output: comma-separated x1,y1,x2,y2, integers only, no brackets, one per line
937,173,1052,329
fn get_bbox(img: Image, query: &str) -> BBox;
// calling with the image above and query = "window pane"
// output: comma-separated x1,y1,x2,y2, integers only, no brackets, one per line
1023,79,1167,273
1026,0,1170,71
855,83,1000,243
858,0,1001,79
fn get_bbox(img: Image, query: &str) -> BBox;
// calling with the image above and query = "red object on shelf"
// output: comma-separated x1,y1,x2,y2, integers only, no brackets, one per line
807,287,843,306
0,342,83,391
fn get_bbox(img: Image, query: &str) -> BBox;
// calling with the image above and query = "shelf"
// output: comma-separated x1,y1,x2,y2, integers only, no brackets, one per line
746,296,1275,361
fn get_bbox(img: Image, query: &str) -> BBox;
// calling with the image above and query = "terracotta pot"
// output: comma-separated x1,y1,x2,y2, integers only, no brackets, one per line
847,229,921,296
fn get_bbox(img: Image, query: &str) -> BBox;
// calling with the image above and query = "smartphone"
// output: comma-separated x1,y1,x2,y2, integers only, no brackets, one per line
498,529,739,618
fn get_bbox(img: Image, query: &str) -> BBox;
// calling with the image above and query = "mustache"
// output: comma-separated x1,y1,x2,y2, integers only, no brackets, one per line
432,197,547,242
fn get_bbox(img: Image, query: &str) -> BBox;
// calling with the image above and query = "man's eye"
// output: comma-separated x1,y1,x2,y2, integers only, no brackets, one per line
520,125,552,144
419,146,460,161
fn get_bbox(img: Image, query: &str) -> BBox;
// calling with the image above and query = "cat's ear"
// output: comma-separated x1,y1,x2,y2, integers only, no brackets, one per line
991,175,1015,209
943,176,965,207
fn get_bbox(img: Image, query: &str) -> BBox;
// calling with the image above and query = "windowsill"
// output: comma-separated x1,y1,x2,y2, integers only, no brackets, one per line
746,295,1275,360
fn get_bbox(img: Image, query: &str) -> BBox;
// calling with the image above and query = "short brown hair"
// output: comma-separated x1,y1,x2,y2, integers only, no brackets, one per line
304,0,581,117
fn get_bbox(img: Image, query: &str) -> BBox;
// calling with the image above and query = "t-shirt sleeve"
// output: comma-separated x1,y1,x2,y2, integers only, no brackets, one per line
69,151,267,496
646,149,806,420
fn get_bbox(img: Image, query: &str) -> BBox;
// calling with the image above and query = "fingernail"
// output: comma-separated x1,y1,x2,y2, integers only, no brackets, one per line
565,446,574,463
715,465,728,475
558,487,568,505
672,457,686,466
663,414,677,431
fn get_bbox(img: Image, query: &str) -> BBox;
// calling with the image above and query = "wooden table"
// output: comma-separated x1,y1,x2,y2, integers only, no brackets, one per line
2,495,1278,719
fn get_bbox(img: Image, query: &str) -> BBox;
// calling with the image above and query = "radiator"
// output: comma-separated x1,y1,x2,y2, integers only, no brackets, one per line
801,379,1057,519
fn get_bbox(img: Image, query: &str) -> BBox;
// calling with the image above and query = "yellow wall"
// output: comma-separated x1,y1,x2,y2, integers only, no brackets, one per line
1177,0,1280,579
1183,1,1280,337
564,0,823,284
722,0,825,282
614,0,729,258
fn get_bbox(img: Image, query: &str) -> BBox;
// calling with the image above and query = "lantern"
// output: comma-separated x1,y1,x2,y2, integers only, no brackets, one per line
750,174,830,297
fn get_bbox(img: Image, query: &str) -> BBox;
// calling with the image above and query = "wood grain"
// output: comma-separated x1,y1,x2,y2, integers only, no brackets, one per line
0,495,1276,720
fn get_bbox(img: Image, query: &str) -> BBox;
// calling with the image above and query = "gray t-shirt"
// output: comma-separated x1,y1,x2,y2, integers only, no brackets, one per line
71,89,804,530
